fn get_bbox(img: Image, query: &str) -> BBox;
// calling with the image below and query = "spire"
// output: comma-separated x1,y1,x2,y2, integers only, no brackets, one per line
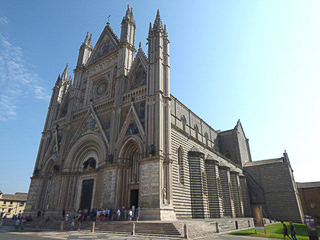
61,64,69,82
125,4,130,19
153,9,163,32
84,32,89,45
163,24,168,37
88,34,92,46
148,22,152,36
123,4,134,23
130,6,134,19
82,32,92,48
55,74,61,86
120,5,136,44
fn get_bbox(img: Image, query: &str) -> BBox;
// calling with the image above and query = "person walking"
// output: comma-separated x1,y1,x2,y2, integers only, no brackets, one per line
281,221,292,240
290,221,297,240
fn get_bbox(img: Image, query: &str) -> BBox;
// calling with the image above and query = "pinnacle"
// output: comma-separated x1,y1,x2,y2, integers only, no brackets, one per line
61,64,69,82
153,9,163,32
84,32,89,45
123,4,134,22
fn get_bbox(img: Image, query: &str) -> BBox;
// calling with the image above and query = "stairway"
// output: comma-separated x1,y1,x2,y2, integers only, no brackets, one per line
95,221,181,236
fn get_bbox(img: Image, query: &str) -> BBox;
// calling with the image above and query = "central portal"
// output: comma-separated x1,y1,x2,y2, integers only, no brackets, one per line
130,189,139,208
80,179,94,210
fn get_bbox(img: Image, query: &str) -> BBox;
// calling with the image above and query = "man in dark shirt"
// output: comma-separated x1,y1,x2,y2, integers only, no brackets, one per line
290,221,297,240
281,221,292,240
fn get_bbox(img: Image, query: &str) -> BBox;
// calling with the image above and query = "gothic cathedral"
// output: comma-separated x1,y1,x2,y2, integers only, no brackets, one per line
25,6,303,222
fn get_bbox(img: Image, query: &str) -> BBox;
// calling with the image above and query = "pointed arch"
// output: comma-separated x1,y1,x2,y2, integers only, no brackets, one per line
181,115,186,131
204,132,209,146
118,135,144,160
64,132,107,171
194,124,199,140
118,136,144,185
42,156,56,175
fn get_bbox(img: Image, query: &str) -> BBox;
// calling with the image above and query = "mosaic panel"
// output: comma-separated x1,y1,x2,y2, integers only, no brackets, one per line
91,31,118,64
80,114,99,136
120,105,130,132
125,119,139,136
135,101,145,128
129,63,146,91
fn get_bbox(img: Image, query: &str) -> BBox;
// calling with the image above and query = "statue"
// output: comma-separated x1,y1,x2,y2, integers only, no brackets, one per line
146,144,155,156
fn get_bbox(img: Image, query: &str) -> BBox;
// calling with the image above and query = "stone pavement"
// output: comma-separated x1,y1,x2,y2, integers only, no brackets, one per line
0,226,281,240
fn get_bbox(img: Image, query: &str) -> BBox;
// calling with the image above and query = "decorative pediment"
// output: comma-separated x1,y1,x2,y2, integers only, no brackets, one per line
66,106,110,152
117,102,145,147
87,24,119,66
126,48,148,91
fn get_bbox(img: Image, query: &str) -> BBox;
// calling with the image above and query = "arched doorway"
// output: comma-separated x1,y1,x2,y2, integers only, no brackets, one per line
79,157,97,210
129,149,139,208
118,137,143,209
64,133,107,211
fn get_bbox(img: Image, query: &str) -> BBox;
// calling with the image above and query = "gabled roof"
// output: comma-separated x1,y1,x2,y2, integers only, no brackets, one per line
86,23,120,67
127,45,148,79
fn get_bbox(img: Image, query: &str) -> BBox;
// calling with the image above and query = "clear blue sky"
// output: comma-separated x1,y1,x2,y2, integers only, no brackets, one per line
0,0,319,194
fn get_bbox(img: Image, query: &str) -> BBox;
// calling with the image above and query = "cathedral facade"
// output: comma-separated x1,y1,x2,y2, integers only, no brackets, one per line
25,6,303,221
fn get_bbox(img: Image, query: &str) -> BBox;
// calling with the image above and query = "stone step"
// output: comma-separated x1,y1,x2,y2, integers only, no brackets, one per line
95,222,181,236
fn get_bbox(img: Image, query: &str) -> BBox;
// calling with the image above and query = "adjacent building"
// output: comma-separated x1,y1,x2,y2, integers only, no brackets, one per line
297,182,320,223
0,192,28,218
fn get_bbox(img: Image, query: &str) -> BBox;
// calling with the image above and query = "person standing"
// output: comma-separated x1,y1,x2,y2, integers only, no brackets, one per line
136,207,140,222
19,217,24,231
290,221,297,240
281,221,292,240
129,209,133,221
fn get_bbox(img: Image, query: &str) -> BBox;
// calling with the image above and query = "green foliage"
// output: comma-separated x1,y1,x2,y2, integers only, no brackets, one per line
230,222,320,240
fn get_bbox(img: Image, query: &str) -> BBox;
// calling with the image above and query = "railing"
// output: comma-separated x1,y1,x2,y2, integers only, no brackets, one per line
123,86,147,104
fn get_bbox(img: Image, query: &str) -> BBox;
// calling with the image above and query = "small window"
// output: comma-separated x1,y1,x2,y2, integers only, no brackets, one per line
194,125,199,140
178,147,184,184
202,171,208,196
3,201,6,204
181,115,186,131
83,157,96,169
10,201,13,204
204,132,209,146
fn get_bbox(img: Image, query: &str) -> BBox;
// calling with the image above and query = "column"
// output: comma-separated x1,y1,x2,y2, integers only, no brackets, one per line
219,166,235,217
188,150,209,218
230,171,243,217
239,174,251,217
205,159,223,217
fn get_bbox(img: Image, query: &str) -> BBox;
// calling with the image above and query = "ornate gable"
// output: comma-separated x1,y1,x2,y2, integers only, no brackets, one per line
117,102,145,148
126,47,148,92
64,106,110,155
87,24,120,66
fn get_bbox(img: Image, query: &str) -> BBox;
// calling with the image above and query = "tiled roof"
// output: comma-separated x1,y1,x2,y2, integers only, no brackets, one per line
296,182,320,189
0,193,27,202
244,158,283,167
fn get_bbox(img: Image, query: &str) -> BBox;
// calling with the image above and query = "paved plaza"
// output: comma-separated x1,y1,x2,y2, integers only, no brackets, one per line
0,226,281,240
